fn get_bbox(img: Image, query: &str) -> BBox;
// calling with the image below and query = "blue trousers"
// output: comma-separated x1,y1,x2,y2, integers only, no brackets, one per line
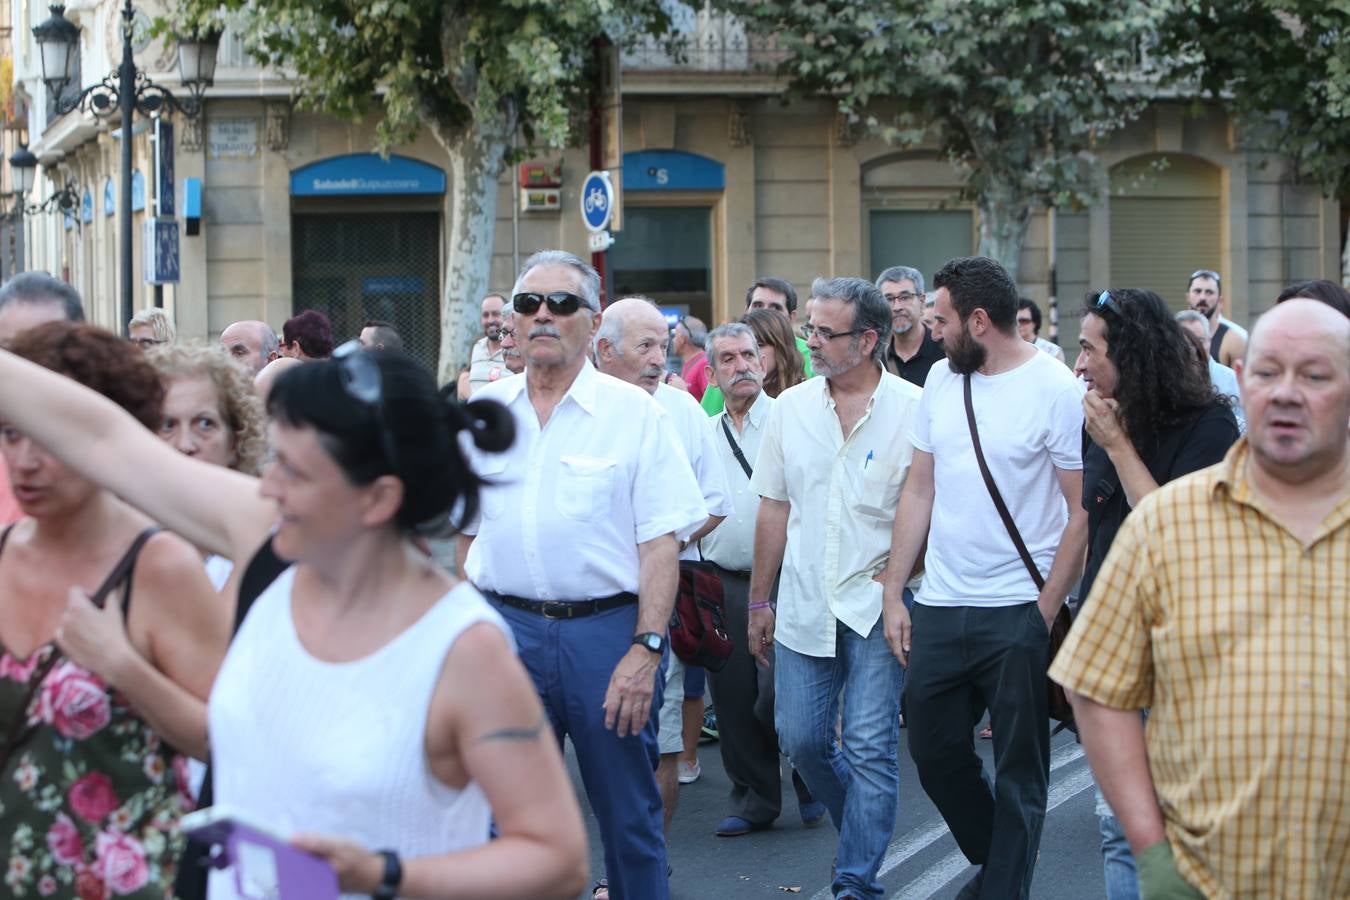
492,601,668,900
775,619,902,899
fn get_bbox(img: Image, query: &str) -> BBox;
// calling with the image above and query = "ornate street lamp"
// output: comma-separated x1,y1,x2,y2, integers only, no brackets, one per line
32,3,220,328
8,145,38,198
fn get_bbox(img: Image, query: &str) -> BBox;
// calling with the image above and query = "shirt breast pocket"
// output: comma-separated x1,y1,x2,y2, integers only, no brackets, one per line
557,455,618,522
476,456,511,520
856,464,901,519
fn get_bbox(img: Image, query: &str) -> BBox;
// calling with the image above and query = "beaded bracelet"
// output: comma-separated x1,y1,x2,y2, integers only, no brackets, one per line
748,601,773,611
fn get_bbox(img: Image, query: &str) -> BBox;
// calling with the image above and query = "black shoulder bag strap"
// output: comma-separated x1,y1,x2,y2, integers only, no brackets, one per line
721,414,753,480
963,375,1045,590
0,527,159,772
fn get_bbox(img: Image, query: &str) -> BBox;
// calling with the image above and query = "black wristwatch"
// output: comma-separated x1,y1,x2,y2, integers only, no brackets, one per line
373,850,402,900
633,632,666,655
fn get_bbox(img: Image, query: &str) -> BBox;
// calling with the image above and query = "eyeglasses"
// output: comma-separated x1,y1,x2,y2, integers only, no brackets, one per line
1016,316,1034,325
332,340,400,475
512,291,589,316
1093,290,1125,317
884,292,921,304
499,327,515,340
801,324,867,341
129,337,166,349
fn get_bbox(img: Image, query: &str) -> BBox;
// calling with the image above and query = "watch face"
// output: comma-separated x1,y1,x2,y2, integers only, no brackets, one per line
636,633,662,652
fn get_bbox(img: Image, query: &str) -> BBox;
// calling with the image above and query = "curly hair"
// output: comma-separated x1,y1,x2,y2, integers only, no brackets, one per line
1082,289,1221,447
7,321,163,429
147,343,268,475
741,308,806,398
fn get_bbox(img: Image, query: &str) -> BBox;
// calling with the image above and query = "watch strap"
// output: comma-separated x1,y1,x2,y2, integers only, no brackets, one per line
372,850,402,900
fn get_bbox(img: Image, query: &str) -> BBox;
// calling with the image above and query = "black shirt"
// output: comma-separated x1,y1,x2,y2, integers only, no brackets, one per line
884,326,946,387
1080,399,1239,603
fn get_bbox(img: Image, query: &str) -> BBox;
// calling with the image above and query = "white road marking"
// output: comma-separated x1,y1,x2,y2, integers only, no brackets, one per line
808,743,1090,900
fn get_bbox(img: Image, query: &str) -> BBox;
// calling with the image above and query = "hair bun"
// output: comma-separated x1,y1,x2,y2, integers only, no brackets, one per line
460,398,515,453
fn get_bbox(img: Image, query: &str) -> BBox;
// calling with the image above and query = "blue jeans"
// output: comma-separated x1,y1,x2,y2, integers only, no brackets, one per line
492,600,668,900
775,619,902,899
1095,786,1139,899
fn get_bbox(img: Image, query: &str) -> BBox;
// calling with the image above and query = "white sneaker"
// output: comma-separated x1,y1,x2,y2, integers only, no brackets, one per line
677,760,701,784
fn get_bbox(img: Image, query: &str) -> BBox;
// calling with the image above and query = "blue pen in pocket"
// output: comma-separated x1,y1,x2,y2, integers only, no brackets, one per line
864,450,874,470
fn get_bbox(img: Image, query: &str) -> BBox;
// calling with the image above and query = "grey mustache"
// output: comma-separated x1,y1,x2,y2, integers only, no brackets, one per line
529,325,561,339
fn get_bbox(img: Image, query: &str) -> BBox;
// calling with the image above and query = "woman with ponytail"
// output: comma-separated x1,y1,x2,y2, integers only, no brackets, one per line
0,336,589,900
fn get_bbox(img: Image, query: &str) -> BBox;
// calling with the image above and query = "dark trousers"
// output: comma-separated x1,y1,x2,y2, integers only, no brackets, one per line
491,600,668,900
705,567,812,823
905,602,1050,900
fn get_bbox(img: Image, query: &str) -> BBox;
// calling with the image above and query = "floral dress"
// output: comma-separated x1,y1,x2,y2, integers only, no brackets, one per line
0,645,191,899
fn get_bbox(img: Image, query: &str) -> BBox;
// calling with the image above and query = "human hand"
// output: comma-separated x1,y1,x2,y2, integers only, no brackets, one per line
602,646,660,738
54,588,137,685
882,597,912,666
1083,391,1127,452
747,605,775,667
289,833,383,893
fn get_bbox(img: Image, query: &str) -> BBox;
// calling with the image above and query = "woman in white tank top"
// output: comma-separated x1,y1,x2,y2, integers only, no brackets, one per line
0,339,589,899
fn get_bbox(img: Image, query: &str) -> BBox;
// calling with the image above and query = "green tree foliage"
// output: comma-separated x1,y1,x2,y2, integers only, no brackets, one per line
715,0,1178,280
169,0,673,381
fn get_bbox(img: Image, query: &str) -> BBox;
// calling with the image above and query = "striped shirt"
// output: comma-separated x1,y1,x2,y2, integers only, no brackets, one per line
1050,438,1350,899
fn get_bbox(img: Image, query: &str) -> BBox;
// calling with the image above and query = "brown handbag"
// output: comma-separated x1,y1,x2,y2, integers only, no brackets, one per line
963,375,1076,733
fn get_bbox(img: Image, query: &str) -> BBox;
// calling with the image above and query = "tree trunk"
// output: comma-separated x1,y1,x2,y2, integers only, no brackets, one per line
976,186,1033,285
429,126,509,387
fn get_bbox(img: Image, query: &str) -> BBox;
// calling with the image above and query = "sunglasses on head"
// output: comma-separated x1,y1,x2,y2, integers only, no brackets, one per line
512,292,588,316
332,340,400,473
1094,290,1125,318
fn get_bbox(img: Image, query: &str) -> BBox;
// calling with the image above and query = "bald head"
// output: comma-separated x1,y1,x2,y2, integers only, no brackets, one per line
595,296,671,394
1238,299,1350,485
253,355,303,402
220,320,280,375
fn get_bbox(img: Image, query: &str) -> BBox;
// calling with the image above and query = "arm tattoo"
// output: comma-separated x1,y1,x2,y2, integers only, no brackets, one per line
475,715,547,744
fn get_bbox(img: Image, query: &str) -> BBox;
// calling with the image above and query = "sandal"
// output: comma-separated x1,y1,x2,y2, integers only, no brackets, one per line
979,725,993,740
592,878,609,900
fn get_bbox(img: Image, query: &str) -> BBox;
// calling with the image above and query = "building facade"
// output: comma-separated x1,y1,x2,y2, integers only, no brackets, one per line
11,0,1345,371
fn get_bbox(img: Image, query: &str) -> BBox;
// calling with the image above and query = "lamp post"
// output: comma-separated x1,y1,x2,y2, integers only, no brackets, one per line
7,143,81,217
32,2,218,331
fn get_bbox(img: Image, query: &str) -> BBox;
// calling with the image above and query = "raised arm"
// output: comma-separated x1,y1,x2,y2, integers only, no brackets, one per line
0,349,274,561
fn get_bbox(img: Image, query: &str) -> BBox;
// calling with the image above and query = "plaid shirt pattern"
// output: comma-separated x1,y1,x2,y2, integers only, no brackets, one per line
1050,438,1350,899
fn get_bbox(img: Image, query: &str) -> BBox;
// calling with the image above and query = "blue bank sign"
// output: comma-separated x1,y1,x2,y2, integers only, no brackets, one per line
623,150,725,192
290,154,447,197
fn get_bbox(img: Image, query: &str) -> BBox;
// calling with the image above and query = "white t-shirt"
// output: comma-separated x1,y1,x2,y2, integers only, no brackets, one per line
910,353,1083,607
654,383,734,560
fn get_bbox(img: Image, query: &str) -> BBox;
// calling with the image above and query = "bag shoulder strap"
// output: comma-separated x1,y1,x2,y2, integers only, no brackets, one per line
963,375,1045,591
0,526,159,771
720,414,753,480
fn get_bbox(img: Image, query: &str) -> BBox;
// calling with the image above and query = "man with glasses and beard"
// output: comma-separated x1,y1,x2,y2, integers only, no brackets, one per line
1186,269,1247,368
881,256,1087,900
457,251,708,900
749,277,922,899
877,265,946,388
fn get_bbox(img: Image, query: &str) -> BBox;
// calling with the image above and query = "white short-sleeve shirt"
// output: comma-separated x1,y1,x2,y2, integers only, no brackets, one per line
910,354,1084,608
654,383,734,561
749,369,923,657
464,362,708,601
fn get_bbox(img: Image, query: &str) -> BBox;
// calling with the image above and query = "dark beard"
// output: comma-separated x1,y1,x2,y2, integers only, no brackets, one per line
945,332,987,375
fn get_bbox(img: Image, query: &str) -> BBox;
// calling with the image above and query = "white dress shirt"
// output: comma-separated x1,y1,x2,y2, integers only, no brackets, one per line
750,369,923,657
654,383,734,561
464,362,708,601
699,390,774,573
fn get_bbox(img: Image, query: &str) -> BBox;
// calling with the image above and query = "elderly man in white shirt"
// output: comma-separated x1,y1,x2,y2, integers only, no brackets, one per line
698,322,826,838
458,251,707,900
749,276,923,900
594,295,733,833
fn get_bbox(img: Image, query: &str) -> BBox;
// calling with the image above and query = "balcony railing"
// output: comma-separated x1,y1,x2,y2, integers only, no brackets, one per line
622,3,788,73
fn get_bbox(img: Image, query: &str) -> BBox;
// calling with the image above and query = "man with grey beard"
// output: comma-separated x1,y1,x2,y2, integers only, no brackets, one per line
877,265,945,387
749,276,922,898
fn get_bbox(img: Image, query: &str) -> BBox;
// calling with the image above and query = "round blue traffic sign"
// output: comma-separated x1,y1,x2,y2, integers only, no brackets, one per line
581,171,614,232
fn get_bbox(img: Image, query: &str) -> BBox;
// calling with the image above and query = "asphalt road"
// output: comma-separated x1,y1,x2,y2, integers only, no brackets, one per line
568,719,1106,899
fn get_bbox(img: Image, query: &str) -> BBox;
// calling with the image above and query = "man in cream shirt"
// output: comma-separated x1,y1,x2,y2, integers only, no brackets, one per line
748,276,922,900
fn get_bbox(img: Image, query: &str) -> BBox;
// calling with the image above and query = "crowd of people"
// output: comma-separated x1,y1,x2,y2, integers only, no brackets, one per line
0,249,1343,900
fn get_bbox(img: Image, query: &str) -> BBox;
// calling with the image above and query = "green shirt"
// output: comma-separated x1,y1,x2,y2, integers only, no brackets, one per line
701,335,814,415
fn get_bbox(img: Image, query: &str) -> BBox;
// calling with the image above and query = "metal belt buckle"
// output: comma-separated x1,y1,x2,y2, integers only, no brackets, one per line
541,601,573,619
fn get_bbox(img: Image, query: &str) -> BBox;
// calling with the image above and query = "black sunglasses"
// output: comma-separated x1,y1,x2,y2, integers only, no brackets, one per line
512,291,589,316
333,340,400,475
1093,290,1126,318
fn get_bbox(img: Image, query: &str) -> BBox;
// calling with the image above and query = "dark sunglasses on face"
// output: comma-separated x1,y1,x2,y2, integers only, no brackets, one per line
512,291,588,316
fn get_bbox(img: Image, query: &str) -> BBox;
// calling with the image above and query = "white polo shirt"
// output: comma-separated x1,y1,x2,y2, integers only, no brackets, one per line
464,362,708,601
654,383,734,560
699,390,773,573
750,369,923,657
